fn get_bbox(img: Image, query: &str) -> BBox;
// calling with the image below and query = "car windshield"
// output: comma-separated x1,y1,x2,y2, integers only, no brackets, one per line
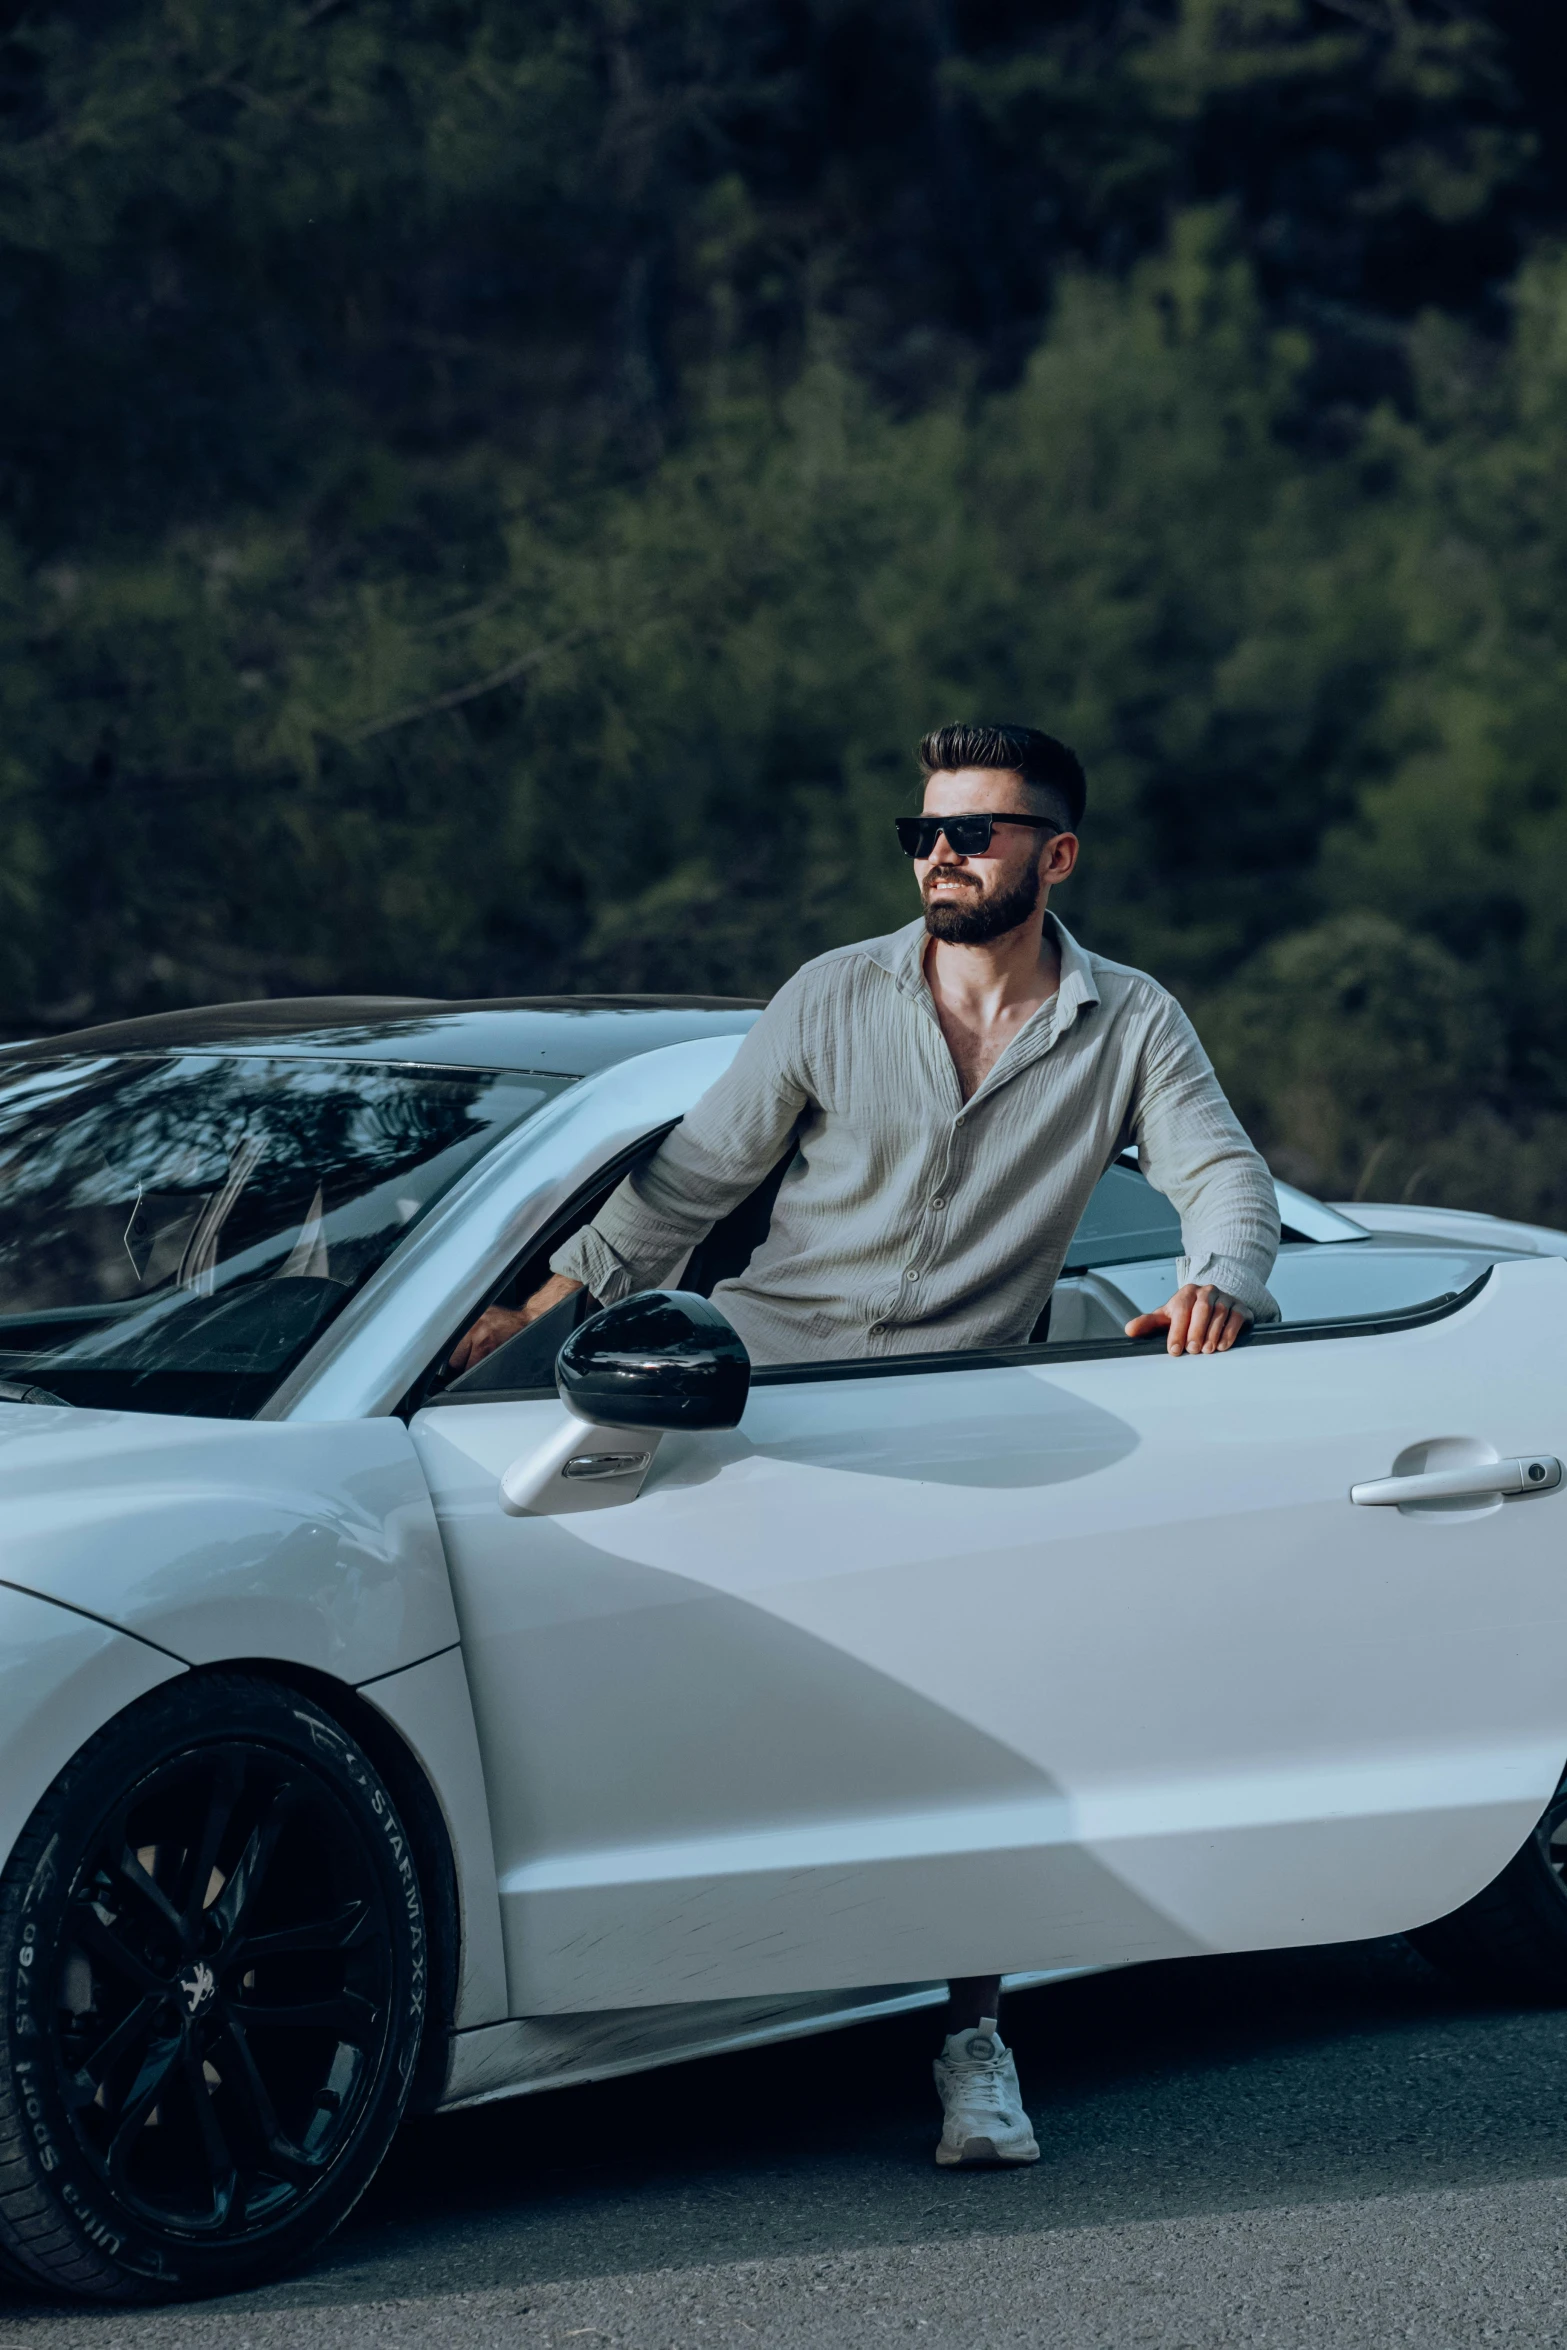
0,1052,568,1417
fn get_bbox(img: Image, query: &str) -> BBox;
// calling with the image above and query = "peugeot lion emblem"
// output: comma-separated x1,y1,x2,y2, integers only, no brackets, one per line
178,1959,217,2018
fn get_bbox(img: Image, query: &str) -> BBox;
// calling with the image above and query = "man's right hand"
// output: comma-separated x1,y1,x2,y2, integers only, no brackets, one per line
448,1273,584,1373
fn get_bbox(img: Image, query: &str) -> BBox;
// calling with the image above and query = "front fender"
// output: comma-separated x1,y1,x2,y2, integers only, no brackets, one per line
0,1405,457,1683
0,1585,184,1874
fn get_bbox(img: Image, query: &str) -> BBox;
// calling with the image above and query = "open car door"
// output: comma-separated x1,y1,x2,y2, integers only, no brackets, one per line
413,1253,1567,2015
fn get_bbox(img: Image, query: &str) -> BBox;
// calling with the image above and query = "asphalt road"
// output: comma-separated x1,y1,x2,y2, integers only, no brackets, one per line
7,1937,1567,2348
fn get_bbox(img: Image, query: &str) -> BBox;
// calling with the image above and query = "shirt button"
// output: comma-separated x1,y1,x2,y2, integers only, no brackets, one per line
905,1267,920,1282
869,1322,886,1336
931,1196,946,1210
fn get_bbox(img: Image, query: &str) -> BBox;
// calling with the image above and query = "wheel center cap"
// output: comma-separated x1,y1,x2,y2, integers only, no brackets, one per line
177,1958,218,2018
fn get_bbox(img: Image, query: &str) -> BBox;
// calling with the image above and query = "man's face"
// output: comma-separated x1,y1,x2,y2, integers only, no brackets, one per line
916,767,1075,945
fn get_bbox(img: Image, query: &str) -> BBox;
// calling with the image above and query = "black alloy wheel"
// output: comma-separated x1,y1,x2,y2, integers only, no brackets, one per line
0,1676,425,2301
1412,1766,1567,2001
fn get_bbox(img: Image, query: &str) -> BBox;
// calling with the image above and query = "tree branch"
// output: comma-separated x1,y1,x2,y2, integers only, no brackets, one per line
350,630,590,742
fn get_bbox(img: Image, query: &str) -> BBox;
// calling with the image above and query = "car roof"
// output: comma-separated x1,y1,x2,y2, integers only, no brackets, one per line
0,995,767,1080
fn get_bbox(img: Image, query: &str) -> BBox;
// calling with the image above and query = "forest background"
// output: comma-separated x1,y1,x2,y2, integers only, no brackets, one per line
5,0,1567,1213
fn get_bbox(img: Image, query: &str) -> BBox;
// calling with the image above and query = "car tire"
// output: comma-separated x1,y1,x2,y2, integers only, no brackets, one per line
1411,1767,1567,2001
0,1672,425,2302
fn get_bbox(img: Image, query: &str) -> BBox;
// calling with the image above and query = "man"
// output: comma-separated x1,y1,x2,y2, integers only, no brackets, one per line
453,719,1280,2167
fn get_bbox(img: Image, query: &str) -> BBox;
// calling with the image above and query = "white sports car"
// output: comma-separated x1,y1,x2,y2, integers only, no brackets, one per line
1,993,1565,2302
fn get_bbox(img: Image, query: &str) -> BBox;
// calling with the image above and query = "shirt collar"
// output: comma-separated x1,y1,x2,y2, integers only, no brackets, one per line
877,912,1100,1038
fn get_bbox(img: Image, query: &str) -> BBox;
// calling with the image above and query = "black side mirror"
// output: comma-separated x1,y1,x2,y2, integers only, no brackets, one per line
556,1290,751,1432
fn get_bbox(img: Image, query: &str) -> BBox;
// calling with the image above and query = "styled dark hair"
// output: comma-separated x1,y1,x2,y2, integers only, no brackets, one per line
918,721,1086,831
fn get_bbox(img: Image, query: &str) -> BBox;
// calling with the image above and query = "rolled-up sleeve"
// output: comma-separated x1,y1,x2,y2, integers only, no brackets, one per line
1132,1001,1281,1324
551,980,814,1301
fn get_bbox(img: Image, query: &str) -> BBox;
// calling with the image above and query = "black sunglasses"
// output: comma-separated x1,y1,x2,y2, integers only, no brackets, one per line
894,812,1059,859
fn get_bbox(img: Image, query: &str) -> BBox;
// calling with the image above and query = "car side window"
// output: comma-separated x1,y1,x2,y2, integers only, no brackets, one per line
408,1128,676,1410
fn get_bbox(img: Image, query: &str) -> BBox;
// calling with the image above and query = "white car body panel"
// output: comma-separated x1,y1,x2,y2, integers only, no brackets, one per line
0,1405,457,1681
0,1585,184,1866
412,1256,1567,2017
1341,1200,1567,1257
359,1646,509,2029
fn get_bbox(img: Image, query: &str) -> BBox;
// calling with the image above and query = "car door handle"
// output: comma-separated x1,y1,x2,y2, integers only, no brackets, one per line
1350,1455,1563,1506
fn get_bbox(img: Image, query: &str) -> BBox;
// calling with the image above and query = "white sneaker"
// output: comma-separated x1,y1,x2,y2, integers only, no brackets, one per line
933,2015,1040,2167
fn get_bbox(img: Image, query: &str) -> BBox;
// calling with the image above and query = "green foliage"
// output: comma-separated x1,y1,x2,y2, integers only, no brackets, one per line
1200,912,1505,1198
5,0,1567,1219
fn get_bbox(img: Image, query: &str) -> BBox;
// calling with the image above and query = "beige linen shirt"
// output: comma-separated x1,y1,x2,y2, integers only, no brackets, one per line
553,914,1280,1365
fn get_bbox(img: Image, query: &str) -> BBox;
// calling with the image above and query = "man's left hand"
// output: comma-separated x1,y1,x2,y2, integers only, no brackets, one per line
1125,1283,1251,1357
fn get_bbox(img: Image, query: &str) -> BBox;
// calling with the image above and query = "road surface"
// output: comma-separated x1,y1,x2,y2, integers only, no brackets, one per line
6,1938,1567,2346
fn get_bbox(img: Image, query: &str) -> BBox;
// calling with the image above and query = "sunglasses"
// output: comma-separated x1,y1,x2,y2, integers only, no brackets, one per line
894,812,1059,859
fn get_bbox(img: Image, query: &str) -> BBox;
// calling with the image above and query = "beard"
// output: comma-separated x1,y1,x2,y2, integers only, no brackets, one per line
922,864,1042,945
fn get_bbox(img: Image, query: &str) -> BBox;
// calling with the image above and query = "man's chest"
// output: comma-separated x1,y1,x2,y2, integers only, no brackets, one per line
809,1000,1131,1155
917,990,1063,1106
933,1014,1030,1103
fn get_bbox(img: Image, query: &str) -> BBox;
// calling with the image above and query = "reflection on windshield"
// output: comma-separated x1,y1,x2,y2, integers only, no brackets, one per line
0,1053,568,1417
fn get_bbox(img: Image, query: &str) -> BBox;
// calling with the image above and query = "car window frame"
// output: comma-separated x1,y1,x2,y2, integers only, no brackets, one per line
747,1267,1492,1390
